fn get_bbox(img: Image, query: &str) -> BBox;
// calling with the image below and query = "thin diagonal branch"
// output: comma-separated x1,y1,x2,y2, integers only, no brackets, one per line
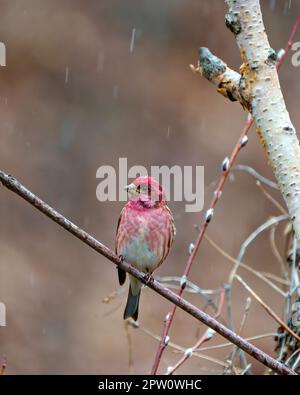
0,170,296,375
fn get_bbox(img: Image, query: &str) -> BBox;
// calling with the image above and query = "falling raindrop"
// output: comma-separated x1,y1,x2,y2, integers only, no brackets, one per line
167,126,170,137
29,273,35,286
97,51,105,73
4,97,7,105
269,0,276,10
284,0,292,14
130,28,136,53
65,67,69,84
113,85,119,99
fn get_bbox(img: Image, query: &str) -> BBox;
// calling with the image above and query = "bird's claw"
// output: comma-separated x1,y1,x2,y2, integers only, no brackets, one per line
144,273,154,286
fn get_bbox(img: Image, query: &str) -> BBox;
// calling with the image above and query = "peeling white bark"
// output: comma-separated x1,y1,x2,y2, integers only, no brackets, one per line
195,0,300,241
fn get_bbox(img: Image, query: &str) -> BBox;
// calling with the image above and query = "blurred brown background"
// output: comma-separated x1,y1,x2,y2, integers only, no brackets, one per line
0,0,299,374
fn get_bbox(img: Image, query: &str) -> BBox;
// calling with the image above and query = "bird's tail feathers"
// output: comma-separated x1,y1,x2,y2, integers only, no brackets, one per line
124,280,141,321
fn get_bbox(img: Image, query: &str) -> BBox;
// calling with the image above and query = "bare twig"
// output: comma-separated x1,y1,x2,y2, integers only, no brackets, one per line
256,181,286,215
276,15,300,69
232,164,278,190
229,215,289,285
156,276,221,297
166,287,225,375
204,233,300,365
204,234,287,297
286,348,300,368
269,225,289,280
235,274,300,343
128,319,227,368
260,271,289,286
195,333,279,352
225,297,252,374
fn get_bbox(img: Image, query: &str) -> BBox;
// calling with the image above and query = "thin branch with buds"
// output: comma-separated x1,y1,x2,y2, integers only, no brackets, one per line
166,286,225,375
128,320,227,368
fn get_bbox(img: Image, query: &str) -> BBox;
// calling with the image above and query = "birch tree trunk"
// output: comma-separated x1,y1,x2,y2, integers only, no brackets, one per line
194,0,300,241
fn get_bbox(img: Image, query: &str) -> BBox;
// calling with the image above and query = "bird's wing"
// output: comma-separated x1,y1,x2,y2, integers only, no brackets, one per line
116,206,127,286
158,205,176,267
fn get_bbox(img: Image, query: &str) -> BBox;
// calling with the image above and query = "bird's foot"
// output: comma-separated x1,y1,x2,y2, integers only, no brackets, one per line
144,272,154,286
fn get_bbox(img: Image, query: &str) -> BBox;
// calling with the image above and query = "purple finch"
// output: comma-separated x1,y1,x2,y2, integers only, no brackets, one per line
116,176,176,320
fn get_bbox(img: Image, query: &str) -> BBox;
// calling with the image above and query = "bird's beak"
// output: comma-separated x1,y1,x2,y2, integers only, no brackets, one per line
124,184,132,191
124,183,139,198
124,183,136,195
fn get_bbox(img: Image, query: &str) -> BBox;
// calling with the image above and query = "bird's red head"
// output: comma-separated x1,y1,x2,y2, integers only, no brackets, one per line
126,176,166,206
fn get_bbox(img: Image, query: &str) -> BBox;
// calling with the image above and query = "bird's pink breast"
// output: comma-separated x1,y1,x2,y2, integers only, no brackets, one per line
116,202,174,273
